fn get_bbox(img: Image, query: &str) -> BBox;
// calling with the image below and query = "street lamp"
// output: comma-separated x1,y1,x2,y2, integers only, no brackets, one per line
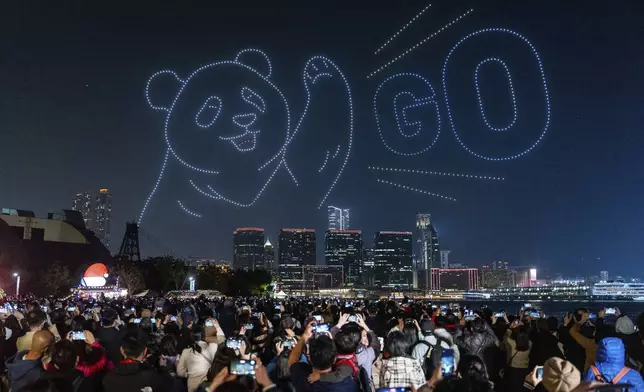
12,273,20,297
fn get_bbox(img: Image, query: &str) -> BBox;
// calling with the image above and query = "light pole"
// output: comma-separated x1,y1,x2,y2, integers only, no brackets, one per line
13,273,20,297
188,276,195,291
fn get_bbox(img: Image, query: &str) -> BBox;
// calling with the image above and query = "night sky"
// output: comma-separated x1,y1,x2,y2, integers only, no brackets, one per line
2,1,644,277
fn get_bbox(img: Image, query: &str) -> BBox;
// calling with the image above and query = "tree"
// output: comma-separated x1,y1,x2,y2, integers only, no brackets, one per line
41,262,72,295
112,264,144,295
143,255,190,291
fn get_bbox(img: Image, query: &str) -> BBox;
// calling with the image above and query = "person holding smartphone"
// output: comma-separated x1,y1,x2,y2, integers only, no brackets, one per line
524,357,581,392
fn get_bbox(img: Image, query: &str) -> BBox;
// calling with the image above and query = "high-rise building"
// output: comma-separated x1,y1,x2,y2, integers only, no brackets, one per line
328,206,350,230
493,260,510,270
278,228,316,290
417,214,440,290
233,227,265,270
94,189,112,248
362,247,375,287
431,268,479,291
72,188,112,248
600,270,609,282
325,229,363,285
440,250,451,269
72,192,93,229
373,231,413,289
264,238,276,272
479,266,514,289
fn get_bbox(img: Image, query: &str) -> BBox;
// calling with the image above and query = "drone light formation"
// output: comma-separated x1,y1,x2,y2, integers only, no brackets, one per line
377,179,456,202
291,56,355,209
318,150,329,172
177,200,202,218
373,73,441,156
367,8,475,79
442,28,551,161
474,58,517,132
374,3,433,54
368,166,505,181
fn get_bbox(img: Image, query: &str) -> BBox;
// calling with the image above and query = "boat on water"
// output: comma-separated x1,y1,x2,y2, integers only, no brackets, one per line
592,281,644,298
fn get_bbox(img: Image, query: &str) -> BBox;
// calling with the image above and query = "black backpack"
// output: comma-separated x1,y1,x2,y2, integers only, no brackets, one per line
411,337,445,377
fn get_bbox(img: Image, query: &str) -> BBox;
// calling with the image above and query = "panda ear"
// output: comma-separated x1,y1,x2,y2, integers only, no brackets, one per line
234,49,272,78
145,70,184,112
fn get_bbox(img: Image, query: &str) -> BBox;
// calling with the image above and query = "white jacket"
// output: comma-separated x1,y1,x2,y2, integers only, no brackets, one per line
177,341,218,392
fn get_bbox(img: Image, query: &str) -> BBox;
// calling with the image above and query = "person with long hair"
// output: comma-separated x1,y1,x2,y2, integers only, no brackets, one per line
177,326,218,392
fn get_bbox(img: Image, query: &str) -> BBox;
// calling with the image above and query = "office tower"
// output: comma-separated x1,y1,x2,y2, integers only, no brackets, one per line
278,228,316,289
479,266,514,289
373,231,413,288
600,270,609,282
362,247,375,287
94,189,112,248
431,268,479,291
440,250,451,269
324,229,363,285
73,188,112,248
416,214,440,290
233,227,265,270
72,192,93,229
264,238,276,271
492,260,510,270
328,206,350,230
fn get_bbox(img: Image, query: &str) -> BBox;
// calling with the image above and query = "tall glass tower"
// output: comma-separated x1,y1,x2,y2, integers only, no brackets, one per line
328,206,350,230
416,213,439,290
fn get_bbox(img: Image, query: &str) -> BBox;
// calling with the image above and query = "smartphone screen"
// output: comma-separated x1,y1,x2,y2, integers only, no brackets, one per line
376,388,411,392
378,336,384,351
348,314,358,322
282,339,295,348
605,308,616,315
71,331,85,341
314,323,330,333
229,359,256,376
523,303,532,309
495,312,504,318
244,323,254,330
132,318,141,324
313,315,322,322
226,338,241,349
536,367,543,379
441,349,455,376
205,320,214,327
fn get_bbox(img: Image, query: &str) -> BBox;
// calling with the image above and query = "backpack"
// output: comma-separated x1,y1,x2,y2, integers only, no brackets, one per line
590,365,631,385
410,337,445,377
357,365,373,392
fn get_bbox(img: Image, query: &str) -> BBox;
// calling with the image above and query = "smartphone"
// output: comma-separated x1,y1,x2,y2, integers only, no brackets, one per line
378,337,384,352
536,366,543,380
251,312,262,319
313,315,323,322
41,306,48,312
150,318,156,324
170,316,177,322
71,331,85,341
464,315,476,321
132,318,141,324
205,320,215,327
348,314,358,323
243,323,254,330
589,313,597,319
605,308,616,315
67,306,76,312
314,323,330,333
529,311,541,318
226,338,241,349
440,349,455,376
523,303,532,309
229,359,256,376
282,339,295,348
376,388,412,392
495,312,505,318
274,304,281,311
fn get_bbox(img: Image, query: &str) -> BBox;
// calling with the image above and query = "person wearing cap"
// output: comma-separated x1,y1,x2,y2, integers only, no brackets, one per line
615,315,644,370
411,319,460,371
524,357,581,392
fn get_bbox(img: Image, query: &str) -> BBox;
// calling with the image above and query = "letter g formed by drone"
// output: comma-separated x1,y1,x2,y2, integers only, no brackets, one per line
139,49,353,221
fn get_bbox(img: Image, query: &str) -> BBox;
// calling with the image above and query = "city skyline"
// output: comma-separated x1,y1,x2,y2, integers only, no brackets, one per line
2,1,643,277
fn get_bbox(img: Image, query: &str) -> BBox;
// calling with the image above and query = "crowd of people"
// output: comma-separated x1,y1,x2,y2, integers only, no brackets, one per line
0,297,643,392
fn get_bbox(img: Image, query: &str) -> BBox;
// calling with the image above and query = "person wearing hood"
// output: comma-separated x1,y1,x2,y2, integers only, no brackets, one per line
411,319,461,370
582,337,644,391
6,330,53,392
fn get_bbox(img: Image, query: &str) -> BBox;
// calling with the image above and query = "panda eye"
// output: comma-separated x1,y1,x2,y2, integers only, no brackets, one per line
195,96,223,128
241,87,266,113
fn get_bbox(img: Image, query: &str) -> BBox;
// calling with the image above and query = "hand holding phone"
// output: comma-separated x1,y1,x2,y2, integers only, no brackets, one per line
535,366,543,380
440,349,455,376
229,359,256,376
71,331,85,341
314,323,330,333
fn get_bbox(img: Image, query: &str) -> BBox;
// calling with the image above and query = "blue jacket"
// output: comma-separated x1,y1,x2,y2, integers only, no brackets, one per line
6,350,45,392
583,337,644,392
